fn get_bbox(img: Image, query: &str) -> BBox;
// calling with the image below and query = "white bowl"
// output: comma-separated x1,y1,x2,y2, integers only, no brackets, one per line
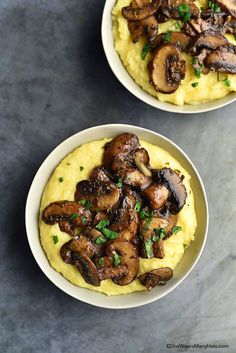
25,124,208,309
101,0,236,114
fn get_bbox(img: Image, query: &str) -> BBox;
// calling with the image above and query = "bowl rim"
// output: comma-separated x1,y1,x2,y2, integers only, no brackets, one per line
101,0,236,114
25,123,209,309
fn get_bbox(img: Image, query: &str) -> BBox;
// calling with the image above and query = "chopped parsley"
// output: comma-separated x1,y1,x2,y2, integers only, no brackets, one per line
59,177,64,183
116,178,123,188
52,235,59,244
164,31,172,43
175,21,182,30
142,217,152,235
113,252,121,267
139,209,154,220
191,57,197,65
98,257,104,266
191,82,199,88
95,219,119,240
208,0,221,12
95,236,107,245
172,225,182,234
194,67,201,79
223,77,231,87
78,199,92,210
134,200,141,212
81,216,87,224
144,239,153,258
141,43,151,60
80,166,84,171
69,213,79,220
152,228,166,242
177,3,191,23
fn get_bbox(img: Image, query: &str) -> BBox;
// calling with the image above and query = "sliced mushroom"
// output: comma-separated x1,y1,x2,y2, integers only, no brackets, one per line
132,148,152,176
225,15,236,33
110,187,137,232
118,167,152,190
160,0,199,20
89,166,112,183
106,241,139,285
138,267,173,289
119,210,139,242
139,217,168,258
148,44,186,93
59,220,75,236
103,133,140,171
153,239,165,258
93,211,108,226
189,30,229,55
151,31,191,51
128,15,158,43
96,256,128,280
74,180,120,211
153,168,187,214
205,49,236,73
42,201,92,228
122,0,161,21
142,183,169,209
73,252,100,286
214,0,236,18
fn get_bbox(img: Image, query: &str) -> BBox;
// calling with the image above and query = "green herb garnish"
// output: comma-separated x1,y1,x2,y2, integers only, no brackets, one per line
191,82,199,88
164,31,172,43
95,236,107,245
70,213,79,220
59,177,64,183
175,21,182,30
78,199,92,210
142,217,152,235
81,216,87,224
208,0,221,12
177,3,191,23
144,239,153,258
191,57,197,65
80,166,84,171
96,219,110,230
134,200,141,212
95,219,119,240
152,228,166,242
223,77,231,87
113,252,121,267
141,43,151,60
194,68,201,79
139,209,154,220
52,235,59,244
116,178,123,188
98,257,104,266
172,225,182,234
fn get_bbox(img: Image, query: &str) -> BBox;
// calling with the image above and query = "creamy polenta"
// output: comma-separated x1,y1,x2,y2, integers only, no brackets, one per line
112,0,236,105
39,138,197,296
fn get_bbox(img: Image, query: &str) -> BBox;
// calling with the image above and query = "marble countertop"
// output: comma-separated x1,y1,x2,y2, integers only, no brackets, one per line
0,0,235,352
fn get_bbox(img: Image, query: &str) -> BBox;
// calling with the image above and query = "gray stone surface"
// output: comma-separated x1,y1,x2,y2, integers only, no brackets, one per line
0,0,235,352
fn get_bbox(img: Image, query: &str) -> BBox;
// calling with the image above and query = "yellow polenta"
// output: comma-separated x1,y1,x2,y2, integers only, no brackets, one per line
39,139,197,296
112,0,236,105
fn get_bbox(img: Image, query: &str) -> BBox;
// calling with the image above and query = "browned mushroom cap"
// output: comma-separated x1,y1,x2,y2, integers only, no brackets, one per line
106,241,139,285
74,180,120,211
205,50,236,73
119,167,152,190
42,201,92,227
189,30,229,54
89,166,112,183
153,168,187,214
119,210,139,242
58,220,75,236
93,211,108,226
73,252,100,286
110,187,137,232
225,15,236,33
139,216,168,258
153,239,165,258
138,267,173,289
103,133,140,171
214,0,236,18
96,256,128,280
151,32,191,51
142,183,169,209
128,15,158,43
148,44,186,94
160,0,199,19
122,0,161,21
